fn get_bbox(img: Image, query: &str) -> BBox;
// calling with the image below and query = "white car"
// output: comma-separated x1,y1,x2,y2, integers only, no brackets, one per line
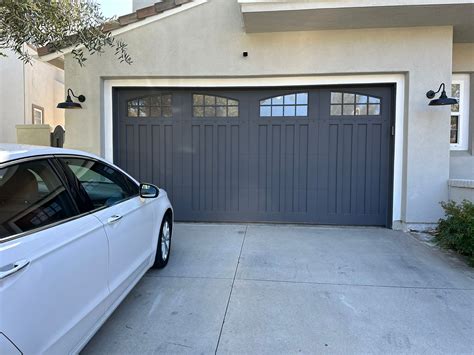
0,144,173,354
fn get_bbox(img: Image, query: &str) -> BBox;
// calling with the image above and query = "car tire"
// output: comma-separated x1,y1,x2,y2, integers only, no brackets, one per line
152,215,172,269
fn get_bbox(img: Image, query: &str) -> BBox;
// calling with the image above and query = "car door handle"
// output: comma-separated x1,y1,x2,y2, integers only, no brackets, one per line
0,260,30,280
107,215,123,224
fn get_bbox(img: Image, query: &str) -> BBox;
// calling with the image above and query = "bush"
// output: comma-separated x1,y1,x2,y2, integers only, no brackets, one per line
435,200,474,266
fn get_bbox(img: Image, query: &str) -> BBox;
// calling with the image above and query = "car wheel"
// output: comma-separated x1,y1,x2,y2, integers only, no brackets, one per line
152,216,172,269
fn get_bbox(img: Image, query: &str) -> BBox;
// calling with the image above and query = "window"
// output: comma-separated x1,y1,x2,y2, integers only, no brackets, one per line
330,92,381,116
127,94,172,118
32,104,44,124
0,159,78,239
193,94,239,117
60,158,138,210
451,74,470,150
260,92,308,117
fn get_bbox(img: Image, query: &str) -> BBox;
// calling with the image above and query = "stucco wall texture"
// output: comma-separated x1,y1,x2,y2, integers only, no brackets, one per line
0,49,65,143
64,0,457,227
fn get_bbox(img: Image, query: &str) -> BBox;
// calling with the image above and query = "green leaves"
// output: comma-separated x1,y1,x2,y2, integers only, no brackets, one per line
0,0,132,66
435,200,474,266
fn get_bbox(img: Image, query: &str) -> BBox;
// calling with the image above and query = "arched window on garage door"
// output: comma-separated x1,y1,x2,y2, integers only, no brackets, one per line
127,94,173,118
259,92,308,117
192,94,239,117
330,92,381,116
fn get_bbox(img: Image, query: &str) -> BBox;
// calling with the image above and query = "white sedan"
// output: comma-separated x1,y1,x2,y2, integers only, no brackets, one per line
0,144,173,354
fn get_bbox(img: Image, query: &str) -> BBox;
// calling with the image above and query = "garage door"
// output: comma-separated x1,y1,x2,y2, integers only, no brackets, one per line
113,86,394,226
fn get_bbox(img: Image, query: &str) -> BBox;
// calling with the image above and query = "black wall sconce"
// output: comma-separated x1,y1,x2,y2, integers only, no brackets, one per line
426,83,457,106
57,88,86,109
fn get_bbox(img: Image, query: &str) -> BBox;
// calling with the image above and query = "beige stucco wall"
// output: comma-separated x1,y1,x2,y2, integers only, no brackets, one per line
64,0,454,227
0,47,64,143
453,43,474,72
24,57,65,128
0,50,25,143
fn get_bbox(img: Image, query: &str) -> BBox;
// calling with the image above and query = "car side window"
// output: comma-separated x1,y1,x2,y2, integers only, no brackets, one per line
0,159,79,240
59,158,138,210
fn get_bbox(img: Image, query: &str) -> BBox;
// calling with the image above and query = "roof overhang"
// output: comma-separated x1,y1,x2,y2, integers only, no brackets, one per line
239,0,474,43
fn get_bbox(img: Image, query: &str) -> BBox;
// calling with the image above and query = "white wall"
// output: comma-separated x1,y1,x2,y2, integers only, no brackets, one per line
24,56,65,128
64,0,454,227
451,44,474,183
0,50,25,143
0,48,65,143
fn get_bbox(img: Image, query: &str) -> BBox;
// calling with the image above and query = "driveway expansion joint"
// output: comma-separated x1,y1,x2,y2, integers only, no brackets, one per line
214,224,248,355
236,277,474,291
144,274,233,280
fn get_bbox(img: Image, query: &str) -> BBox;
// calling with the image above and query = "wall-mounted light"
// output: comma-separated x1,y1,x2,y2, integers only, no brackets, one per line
426,83,457,106
57,88,86,109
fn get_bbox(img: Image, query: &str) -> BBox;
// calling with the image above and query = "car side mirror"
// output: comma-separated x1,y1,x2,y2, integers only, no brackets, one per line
139,183,159,198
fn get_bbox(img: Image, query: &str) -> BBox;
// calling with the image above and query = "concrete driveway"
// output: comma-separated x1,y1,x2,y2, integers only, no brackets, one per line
82,224,474,354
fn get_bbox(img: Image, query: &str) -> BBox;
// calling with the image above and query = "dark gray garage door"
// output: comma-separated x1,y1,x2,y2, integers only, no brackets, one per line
113,86,394,226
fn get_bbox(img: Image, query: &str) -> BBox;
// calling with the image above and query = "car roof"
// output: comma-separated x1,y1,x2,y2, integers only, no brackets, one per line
0,143,100,164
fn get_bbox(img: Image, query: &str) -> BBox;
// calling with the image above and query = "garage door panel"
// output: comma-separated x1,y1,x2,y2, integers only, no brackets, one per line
114,86,393,226
183,121,246,215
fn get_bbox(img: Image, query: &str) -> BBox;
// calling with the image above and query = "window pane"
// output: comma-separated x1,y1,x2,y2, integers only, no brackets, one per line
193,94,204,106
138,107,149,117
331,92,342,104
451,103,459,113
356,95,368,104
296,93,308,105
150,96,161,106
216,106,227,117
228,99,239,106
284,105,296,116
260,98,271,106
451,84,460,98
260,106,271,117
0,160,78,239
129,99,138,106
272,96,284,105
204,106,216,117
128,106,138,117
368,104,380,115
61,158,137,209
228,106,239,117
150,107,161,117
205,95,215,105
355,104,367,115
162,106,172,118
193,106,204,117
284,94,296,105
296,105,308,116
272,106,283,116
330,105,342,116
369,96,381,104
451,115,459,144
343,93,355,104
216,97,227,106
162,95,172,106
138,97,149,106
343,104,354,115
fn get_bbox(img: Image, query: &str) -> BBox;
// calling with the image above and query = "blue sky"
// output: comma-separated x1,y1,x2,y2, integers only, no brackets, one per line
96,0,133,18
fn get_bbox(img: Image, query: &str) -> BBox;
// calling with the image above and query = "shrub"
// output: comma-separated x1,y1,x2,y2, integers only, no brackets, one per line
435,200,474,266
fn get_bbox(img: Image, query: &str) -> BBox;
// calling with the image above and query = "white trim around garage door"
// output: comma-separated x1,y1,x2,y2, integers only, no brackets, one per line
103,74,406,224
